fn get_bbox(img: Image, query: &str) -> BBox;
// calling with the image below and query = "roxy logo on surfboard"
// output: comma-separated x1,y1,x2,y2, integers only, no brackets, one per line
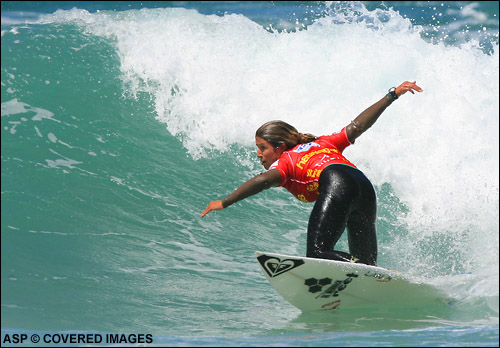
257,255,305,278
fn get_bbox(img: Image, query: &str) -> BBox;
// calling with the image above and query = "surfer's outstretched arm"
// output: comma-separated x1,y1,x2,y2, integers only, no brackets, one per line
201,169,282,218
346,81,423,143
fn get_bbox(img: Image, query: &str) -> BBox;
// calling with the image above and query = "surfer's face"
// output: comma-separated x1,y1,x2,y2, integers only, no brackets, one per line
256,136,283,170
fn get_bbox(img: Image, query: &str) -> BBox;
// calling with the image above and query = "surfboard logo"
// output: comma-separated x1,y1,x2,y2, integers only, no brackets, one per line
305,273,358,299
257,255,305,278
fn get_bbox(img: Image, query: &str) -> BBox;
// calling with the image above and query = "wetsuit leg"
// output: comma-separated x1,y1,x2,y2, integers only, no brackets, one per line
306,165,378,265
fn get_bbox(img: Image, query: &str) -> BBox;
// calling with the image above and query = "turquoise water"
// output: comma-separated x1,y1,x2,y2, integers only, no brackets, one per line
1,1,498,346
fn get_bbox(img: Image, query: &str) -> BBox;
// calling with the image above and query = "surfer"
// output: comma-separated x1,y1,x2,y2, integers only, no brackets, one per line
201,81,423,266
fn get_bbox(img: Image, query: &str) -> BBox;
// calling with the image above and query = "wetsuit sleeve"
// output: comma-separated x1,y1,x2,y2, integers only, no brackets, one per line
345,94,393,143
222,169,282,208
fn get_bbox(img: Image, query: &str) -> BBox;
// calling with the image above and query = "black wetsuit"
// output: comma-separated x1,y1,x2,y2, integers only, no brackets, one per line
306,164,378,266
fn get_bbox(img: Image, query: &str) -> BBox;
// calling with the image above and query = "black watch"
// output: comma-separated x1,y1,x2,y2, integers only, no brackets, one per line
387,87,398,101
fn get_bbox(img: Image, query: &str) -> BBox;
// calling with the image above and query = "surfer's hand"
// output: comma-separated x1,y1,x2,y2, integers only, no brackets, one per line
201,200,224,218
395,81,423,97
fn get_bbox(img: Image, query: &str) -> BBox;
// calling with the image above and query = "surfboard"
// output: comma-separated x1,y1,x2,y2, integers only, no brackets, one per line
256,251,449,311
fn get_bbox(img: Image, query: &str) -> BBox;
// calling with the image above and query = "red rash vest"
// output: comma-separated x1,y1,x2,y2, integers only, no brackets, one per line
269,127,357,203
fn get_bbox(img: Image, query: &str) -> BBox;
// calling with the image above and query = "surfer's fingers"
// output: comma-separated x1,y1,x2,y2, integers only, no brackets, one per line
395,81,423,97
201,200,223,218
201,205,212,218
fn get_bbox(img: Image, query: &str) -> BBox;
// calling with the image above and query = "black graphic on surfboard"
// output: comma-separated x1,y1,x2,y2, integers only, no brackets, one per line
257,254,305,278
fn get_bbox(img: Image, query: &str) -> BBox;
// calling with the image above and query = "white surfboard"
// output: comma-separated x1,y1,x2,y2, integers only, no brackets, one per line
256,251,449,311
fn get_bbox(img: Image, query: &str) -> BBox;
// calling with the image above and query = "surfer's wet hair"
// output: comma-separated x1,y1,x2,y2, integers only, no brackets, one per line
256,120,317,150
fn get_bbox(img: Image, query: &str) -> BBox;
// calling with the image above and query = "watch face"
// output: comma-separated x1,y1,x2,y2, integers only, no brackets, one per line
389,88,398,99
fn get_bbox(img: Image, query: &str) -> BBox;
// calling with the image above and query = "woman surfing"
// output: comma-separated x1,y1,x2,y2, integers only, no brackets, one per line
201,81,423,265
